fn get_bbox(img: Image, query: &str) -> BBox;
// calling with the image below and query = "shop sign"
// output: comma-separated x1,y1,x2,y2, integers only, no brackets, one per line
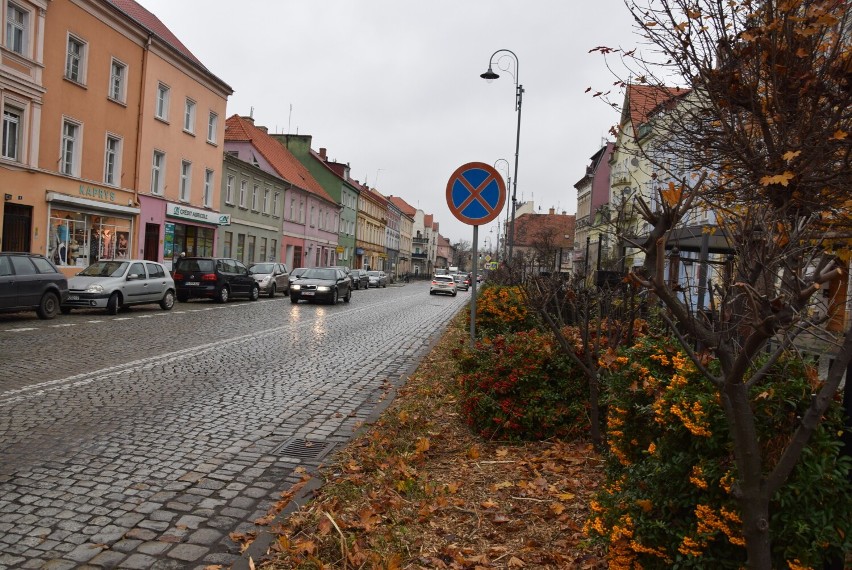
356,248,364,255
166,202,231,225
79,185,116,202
336,246,345,254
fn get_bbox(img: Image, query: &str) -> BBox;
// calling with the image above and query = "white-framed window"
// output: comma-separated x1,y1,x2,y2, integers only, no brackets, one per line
225,174,234,204
272,192,280,216
310,205,316,227
207,112,217,143
299,200,305,223
251,184,258,211
109,59,127,103
289,196,296,221
103,134,121,186
203,169,213,207
60,119,81,176
239,180,247,207
155,83,170,120
183,98,196,133
262,188,270,214
179,160,191,201
2,105,22,161
5,2,27,55
65,35,86,84
151,150,165,195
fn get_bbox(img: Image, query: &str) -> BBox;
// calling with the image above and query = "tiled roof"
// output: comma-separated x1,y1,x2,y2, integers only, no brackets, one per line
513,212,575,248
224,115,335,203
107,0,206,70
424,214,434,228
388,196,416,217
625,84,687,134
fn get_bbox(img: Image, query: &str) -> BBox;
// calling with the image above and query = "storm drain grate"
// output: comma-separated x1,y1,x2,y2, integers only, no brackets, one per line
272,438,335,462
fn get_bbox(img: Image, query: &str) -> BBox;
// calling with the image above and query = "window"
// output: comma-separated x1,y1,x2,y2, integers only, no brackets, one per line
151,150,165,194
225,174,234,204
60,119,80,176
272,192,280,216
65,36,86,83
299,200,304,223
183,98,195,133
236,233,245,261
289,196,296,221
239,180,246,207
259,237,267,262
155,83,169,120
252,184,258,211
109,59,127,102
203,169,213,207
223,231,232,258
2,106,21,161
310,205,316,227
271,239,277,261
5,3,26,55
180,160,191,201
262,188,270,214
207,112,217,143
104,135,121,186
247,235,256,263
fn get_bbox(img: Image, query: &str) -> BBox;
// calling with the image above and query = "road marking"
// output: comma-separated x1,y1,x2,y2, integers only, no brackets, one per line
6,327,37,332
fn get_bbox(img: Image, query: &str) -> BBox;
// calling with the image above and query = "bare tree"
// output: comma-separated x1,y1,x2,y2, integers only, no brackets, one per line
591,1,852,567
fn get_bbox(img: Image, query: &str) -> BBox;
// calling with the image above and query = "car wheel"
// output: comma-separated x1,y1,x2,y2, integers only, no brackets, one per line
160,289,175,311
107,292,121,315
429,291,434,295
344,287,351,303
330,288,339,305
291,296,299,304
217,286,230,303
60,306,72,315
452,291,457,297
37,291,60,319
249,284,260,301
268,284,276,298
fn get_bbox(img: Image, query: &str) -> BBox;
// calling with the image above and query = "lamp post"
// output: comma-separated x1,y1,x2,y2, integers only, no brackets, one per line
481,49,523,264
493,158,510,262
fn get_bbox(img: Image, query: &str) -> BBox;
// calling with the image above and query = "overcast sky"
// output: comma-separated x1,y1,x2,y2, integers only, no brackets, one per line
136,0,638,245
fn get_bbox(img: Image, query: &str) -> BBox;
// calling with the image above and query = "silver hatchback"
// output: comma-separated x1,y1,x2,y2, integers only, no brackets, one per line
62,260,176,315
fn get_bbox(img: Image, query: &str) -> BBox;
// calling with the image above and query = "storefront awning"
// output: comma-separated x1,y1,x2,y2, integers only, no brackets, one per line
47,192,140,215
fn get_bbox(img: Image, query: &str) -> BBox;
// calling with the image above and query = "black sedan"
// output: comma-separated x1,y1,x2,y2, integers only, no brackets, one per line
290,267,352,304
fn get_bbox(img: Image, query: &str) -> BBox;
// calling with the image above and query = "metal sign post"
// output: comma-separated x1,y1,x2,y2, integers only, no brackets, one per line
445,162,506,348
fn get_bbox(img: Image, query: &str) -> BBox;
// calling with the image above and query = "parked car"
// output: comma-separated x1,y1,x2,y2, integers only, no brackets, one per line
289,267,308,288
453,273,470,291
172,257,260,303
429,274,457,296
0,252,68,319
249,262,290,297
367,270,388,288
62,260,175,315
350,268,369,290
290,267,352,304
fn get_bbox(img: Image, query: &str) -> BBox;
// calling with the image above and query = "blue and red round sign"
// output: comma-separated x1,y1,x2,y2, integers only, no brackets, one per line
446,162,506,226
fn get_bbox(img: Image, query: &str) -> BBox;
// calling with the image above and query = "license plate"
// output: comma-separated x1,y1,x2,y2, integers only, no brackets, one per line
185,281,200,286
303,291,315,296
68,295,79,301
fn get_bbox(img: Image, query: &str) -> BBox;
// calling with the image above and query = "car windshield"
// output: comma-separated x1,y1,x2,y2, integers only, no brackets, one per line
291,268,307,277
79,261,128,277
302,268,337,280
249,263,275,274
367,271,381,277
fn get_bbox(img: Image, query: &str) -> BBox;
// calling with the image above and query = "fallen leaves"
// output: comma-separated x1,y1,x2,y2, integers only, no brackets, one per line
255,316,607,569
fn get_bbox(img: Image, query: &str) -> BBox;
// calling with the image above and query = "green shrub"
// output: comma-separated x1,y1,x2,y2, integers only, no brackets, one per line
455,330,588,440
585,335,852,569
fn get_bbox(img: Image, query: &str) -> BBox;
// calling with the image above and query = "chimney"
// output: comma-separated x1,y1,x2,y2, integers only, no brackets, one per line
319,148,327,160
562,211,567,215
549,207,556,215
241,116,255,124
257,125,268,134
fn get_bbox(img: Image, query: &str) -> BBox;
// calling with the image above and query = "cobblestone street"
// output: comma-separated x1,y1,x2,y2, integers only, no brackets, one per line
0,282,466,569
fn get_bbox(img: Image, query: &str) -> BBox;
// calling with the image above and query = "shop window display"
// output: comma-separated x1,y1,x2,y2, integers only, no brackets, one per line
49,209,132,267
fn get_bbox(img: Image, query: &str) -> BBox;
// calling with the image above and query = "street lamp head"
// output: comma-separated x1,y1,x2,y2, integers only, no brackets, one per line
480,66,500,81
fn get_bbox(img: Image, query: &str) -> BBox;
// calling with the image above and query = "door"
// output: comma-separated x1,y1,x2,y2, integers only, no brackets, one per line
231,260,252,295
144,223,160,261
144,262,167,302
2,203,32,252
122,261,150,303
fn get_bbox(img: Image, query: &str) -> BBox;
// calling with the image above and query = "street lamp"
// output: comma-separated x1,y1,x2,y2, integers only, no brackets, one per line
481,49,523,264
493,158,510,262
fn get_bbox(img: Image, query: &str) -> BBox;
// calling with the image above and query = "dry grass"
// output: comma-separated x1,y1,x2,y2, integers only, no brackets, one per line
247,314,607,569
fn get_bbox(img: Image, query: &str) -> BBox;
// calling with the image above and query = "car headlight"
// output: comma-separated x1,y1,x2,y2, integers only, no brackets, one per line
317,286,330,292
291,284,301,291
85,284,104,293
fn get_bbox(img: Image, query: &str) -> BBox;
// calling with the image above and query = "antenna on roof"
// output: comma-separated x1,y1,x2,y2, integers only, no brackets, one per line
288,104,292,134
250,107,254,119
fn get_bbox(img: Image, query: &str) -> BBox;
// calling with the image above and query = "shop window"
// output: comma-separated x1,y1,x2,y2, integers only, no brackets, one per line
259,237,267,262
236,234,245,262
49,210,131,267
223,231,232,258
